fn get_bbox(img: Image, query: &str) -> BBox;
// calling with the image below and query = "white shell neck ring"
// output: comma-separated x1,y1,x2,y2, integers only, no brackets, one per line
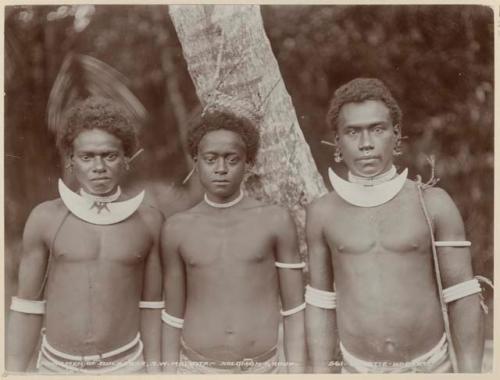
204,191,244,208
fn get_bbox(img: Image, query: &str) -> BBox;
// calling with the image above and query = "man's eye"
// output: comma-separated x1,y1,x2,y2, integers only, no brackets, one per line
373,127,384,134
204,156,216,163
348,129,358,136
228,157,240,164
81,155,91,161
106,153,118,160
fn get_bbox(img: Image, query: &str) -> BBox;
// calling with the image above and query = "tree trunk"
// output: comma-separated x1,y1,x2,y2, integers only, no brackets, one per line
169,5,327,258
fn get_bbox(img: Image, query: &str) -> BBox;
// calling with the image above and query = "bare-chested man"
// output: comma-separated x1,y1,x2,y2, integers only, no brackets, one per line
161,109,306,374
306,78,485,373
6,96,163,374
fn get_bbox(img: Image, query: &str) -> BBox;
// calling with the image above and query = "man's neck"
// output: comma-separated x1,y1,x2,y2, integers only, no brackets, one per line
80,187,122,203
348,165,397,186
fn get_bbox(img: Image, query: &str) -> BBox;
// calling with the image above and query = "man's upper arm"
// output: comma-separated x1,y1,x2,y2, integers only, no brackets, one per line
160,216,186,317
141,207,164,301
16,204,52,300
306,200,333,290
425,187,473,287
273,207,304,309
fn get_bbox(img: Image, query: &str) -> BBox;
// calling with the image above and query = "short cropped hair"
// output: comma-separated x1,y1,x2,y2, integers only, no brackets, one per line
57,96,138,157
326,78,402,131
187,110,260,164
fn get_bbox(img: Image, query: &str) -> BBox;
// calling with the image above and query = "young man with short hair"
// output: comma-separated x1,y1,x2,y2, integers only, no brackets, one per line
6,96,163,374
161,108,306,374
306,78,485,373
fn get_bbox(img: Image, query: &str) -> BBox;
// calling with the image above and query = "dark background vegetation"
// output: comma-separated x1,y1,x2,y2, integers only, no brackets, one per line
4,4,493,330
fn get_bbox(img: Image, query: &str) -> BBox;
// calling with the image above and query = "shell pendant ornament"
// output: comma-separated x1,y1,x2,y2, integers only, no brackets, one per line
58,179,145,225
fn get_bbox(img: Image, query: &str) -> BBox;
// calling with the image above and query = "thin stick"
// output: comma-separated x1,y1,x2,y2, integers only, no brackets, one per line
129,148,144,163
182,167,195,185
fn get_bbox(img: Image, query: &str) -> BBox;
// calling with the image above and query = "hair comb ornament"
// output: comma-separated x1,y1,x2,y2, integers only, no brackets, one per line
47,53,148,136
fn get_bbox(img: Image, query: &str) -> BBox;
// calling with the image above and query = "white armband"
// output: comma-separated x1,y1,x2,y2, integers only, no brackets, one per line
139,300,165,309
10,296,46,315
280,302,306,316
275,261,306,269
161,310,184,329
435,241,471,247
305,285,336,309
443,278,481,303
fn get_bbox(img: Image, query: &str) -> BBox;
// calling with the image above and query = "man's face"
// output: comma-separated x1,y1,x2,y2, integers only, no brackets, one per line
337,100,398,177
196,129,247,202
71,128,127,196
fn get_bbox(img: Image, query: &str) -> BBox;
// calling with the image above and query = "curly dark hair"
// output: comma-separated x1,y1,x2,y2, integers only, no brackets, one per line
187,110,260,164
326,78,402,131
57,96,138,157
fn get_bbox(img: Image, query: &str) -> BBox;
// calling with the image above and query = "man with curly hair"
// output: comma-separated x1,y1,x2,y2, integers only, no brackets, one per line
306,78,484,373
6,96,163,374
161,109,306,374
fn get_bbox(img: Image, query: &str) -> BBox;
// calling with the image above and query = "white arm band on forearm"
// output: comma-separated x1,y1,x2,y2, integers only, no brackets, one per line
280,302,306,316
435,241,471,247
305,285,336,309
10,296,46,314
443,278,481,303
139,300,165,309
275,261,306,269
161,310,184,328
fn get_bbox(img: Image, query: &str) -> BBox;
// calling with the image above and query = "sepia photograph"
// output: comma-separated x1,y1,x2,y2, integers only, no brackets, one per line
2,2,495,375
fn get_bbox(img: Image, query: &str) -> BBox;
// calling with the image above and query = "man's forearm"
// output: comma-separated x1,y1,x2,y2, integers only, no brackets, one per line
6,312,43,372
140,309,162,373
306,308,338,373
162,325,182,373
448,296,484,372
283,313,306,373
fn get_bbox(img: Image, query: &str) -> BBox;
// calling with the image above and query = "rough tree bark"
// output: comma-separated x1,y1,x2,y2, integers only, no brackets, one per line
169,5,327,259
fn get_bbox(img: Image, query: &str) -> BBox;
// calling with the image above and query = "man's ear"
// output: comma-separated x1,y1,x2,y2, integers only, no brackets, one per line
64,154,73,169
393,124,401,137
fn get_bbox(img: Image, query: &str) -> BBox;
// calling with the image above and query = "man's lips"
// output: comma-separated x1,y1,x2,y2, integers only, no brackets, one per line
91,177,111,182
357,156,379,161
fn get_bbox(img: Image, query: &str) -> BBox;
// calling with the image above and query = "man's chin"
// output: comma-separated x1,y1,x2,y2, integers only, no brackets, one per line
207,187,239,200
351,168,383,178
83,184,117,196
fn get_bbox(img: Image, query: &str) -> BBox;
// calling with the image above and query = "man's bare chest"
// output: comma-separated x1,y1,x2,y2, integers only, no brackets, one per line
50,214,152,264
325,198,431,256
180,217,275,267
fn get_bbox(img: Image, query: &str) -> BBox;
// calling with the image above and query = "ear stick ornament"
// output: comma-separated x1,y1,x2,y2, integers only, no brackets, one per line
128,148,144,163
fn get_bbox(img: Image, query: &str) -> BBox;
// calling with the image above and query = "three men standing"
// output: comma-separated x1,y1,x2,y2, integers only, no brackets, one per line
6,80,486,374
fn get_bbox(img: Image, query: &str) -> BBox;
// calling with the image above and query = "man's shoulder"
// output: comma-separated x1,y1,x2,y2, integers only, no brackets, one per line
420,185,457,215
137,202,165,228
259,202,292,224
162,207,196,233
29,198,67,223
24,199,67,242
242,198,292,223
307,191,341,214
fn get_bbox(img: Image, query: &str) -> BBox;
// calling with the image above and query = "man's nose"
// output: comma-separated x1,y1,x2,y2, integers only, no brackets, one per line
92,157,106,172
359,130,374,150
214,157,228,174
